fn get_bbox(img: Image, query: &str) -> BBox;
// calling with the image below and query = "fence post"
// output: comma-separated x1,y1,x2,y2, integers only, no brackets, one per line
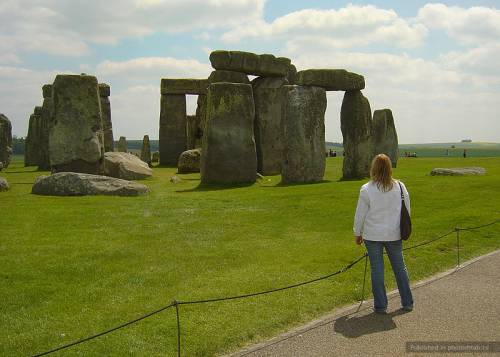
455,228,460,267
173,300,181,357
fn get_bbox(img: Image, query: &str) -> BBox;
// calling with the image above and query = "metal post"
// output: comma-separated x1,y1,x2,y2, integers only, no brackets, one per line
455,228,460,267
174,300,181,357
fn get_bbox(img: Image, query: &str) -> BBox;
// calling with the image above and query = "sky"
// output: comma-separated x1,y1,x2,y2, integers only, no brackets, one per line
1,0,499,144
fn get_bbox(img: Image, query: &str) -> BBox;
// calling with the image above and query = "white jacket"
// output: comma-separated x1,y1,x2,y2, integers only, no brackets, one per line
353,180,411,241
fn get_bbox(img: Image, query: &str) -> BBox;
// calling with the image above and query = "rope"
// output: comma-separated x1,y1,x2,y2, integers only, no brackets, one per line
32,302,175,357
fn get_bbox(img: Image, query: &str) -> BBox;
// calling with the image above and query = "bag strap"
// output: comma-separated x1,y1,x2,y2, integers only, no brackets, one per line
397,181,404,201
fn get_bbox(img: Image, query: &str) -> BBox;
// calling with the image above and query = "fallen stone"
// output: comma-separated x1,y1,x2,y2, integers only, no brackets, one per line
341,90,374,179
32,172,149,196
201,82,257,184
170,175,181,183
0,113,13,169
178,148,201,173
252,76,287,175
159,94,187,166
0,177,9,191
49,74,103,174
140,135,152,166
209,50,291,77
208,70,250,84
161,79,208,95
372,109,399,168
296,69,365,91
104,152,152,180
431,167,486,176
117,136,127,152
281,85,327,183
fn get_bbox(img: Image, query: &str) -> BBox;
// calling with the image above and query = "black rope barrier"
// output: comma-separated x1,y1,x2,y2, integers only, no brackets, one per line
32,302,175,357
31,218,499,356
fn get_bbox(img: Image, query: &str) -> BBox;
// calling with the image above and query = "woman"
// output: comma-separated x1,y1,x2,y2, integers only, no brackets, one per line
353,154,413,314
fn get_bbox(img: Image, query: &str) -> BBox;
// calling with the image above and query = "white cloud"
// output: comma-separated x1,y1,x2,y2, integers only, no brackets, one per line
440,44,500,78
417,3,500,45
0,0,264,57
222,5,427,48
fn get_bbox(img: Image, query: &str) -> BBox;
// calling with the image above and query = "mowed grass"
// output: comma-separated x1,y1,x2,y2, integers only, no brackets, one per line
1,157,499,356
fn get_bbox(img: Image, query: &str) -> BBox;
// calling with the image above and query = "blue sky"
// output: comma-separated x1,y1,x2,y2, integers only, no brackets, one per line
1,0,499,143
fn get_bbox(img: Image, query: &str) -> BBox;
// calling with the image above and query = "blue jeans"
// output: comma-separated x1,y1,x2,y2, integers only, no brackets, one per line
364,239,413,311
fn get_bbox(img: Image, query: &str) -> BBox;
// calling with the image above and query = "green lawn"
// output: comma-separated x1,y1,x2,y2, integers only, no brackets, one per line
1,157,499,356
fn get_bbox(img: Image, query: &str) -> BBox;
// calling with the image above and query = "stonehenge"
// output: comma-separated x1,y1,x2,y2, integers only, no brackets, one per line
155,50,400,184
140,135,152,166
99,83,114,153
49,74,104,174
0,113,12,169
201,83,257,184
16,49,399,189
373,109,399,168
281,86,327,183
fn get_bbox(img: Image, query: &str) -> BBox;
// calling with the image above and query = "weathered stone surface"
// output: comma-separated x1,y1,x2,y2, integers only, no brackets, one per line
99,83,114,152
0,162,3,171
117,136,127,152
0,113,13,169
140,135,152,166
0,177,9,191
209,50,291,77
201,83,257,184
152,151,159,163
195,94,207,148
186,115,199,150
287,64,297,85
49,74,103,174
159,94,187,166
281,85,326,183
178,148,201,173
252,77,287,175
104,152,152,180
341,90,374,179
208,70,250,84
32,172,149,196
161,79,208,95
24,111,39,166
431,167,486,176
296,69,365,91
38,86,53,170
373,109,399,168
42,84,52,99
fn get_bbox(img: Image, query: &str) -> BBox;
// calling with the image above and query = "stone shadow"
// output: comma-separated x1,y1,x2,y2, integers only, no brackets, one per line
175,182,255,193
334,309,407,338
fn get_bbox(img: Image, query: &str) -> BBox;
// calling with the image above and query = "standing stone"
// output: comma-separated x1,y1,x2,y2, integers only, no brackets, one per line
186,115,199,150
38,84,53,170
116,136,127,152
201,83,257,184
159,94,186,166
195,95,207,148
99,83,114,152
252,77,287,175
24,109,40,166
373,109,399,168
0,114,13,169
140,135,152,166
340,90,374,179
152,151,159,164
281,85,327,183
287,64,297,85
49,74,104,174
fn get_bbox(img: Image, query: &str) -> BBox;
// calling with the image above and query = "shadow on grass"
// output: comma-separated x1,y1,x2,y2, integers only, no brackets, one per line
175,182,256,193
273,179,333,187
337,177,368,182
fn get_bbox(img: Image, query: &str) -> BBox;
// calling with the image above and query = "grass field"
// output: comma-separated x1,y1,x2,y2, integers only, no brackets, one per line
1,157,499,356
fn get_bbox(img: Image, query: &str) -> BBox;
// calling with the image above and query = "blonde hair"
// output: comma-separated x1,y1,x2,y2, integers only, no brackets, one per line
370,154,394,192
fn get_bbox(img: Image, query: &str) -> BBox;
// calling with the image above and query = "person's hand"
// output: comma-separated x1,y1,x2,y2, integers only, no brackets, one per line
355,236,363,245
